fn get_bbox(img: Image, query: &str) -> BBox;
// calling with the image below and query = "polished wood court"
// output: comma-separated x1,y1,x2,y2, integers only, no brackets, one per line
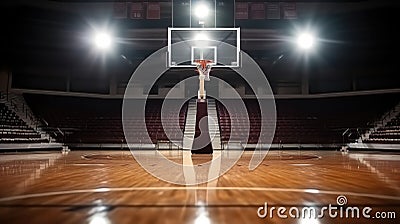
0,150,399,224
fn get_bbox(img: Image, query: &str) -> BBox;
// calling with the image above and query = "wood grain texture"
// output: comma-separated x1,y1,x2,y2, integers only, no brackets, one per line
0,150,399,224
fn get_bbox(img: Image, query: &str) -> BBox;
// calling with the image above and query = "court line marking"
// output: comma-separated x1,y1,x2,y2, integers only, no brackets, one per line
0,187,399,202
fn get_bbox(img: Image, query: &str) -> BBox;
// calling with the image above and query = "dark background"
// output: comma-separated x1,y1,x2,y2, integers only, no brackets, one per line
0,0,399,94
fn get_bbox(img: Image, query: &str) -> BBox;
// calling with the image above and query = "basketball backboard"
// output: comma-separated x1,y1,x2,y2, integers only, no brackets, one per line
167,27,240,68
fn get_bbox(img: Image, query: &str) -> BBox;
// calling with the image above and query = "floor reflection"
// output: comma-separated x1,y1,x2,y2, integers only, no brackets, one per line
194,201,211,224
88,200,112,224
0,153,63,194
348,152,400,191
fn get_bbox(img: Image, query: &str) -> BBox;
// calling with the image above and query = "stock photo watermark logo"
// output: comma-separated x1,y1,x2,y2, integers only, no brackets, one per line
122,40,276,185
257,195,396,220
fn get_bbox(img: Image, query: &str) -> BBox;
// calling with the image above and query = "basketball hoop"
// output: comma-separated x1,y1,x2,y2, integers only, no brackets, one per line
194,59,212,81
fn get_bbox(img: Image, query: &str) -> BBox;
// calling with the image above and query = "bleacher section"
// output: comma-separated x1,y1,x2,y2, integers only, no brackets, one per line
365,114,400,144
25,95,187,144
216,95,399,145
145,100,187,143
0,103,48,144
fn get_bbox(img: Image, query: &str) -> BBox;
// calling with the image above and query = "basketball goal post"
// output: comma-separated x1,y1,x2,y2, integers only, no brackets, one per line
194,59,212,100
168,0,240,100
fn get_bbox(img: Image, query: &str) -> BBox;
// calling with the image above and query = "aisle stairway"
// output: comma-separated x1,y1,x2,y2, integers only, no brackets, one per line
183,99,197,150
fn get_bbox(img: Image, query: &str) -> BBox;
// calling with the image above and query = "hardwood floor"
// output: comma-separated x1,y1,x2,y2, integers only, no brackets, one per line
0,150,399,223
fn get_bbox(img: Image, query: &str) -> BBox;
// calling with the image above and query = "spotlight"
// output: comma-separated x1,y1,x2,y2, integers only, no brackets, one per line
194,3,209,19
194,32,209,41
94,32,112,50
297,32,315,50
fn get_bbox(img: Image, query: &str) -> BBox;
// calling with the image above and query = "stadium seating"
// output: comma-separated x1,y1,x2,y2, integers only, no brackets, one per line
0,103,47,143
25,95,187,144
24,93,399,146
364,114,400,144
216,95,399,144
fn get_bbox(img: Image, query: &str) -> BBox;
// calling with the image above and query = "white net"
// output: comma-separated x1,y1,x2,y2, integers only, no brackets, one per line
196,62,212,81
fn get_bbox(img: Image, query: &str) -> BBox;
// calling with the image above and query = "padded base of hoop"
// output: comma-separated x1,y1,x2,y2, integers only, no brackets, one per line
192,100,213,154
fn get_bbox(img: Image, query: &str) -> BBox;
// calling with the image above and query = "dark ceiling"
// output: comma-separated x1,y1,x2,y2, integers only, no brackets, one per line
0,0,399,86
